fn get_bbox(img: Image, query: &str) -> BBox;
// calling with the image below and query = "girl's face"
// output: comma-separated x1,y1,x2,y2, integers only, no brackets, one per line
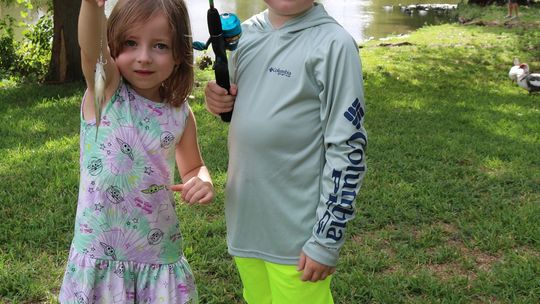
115,12,179,102
264,0,314,19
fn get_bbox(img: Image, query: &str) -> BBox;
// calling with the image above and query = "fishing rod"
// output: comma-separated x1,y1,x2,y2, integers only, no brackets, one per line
194,0,241,122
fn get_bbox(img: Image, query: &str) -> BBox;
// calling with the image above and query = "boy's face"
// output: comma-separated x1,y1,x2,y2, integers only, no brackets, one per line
264,0,314,18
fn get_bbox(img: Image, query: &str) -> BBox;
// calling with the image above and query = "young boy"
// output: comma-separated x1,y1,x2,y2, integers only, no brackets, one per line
205,1,367,302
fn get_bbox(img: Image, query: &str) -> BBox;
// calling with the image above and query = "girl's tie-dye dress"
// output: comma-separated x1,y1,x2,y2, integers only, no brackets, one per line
59,81,197,304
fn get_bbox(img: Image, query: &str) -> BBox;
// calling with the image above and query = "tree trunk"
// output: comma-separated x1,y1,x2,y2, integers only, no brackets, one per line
45,0,82,83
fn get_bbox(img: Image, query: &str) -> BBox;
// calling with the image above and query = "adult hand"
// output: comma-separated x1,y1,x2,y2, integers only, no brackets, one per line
169,177,214,205
297,252,336,282
204,81,237,116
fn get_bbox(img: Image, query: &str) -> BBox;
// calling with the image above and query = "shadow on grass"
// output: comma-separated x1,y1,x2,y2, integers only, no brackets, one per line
1,24,539,303
0,81,235,302
0,82,84,152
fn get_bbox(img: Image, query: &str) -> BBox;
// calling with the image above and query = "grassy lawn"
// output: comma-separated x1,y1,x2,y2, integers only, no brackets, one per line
1,5,539,304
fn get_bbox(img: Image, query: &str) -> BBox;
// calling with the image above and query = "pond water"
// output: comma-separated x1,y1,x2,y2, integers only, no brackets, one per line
186,0,460,43
0,0,459,42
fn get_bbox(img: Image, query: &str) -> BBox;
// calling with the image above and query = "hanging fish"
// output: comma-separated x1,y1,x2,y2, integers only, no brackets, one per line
94,60,106,141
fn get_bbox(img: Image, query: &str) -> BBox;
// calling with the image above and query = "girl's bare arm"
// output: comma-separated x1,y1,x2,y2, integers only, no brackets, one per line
78,0,119,119
171,109,214,204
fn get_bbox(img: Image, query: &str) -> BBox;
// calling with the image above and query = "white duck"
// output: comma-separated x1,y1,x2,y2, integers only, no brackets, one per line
508,58,523,82
516,63,540,94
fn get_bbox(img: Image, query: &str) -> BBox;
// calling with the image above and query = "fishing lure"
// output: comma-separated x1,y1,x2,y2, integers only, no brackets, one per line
94,1,115,141
94,58,106,141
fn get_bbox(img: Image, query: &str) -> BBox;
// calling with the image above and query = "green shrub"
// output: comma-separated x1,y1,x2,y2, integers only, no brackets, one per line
16,10,53,81
0,15,18,79
0,8,52,83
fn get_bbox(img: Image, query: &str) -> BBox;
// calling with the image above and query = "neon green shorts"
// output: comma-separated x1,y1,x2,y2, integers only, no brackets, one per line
234,257,334,304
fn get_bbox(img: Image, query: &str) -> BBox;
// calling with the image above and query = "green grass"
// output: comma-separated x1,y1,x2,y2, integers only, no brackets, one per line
1,6,540,304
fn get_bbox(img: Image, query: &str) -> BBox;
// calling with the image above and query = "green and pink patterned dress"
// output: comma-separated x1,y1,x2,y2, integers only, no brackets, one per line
59,81,197,304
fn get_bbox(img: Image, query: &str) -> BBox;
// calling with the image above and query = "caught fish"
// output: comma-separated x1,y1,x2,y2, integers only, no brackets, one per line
94,61,106,141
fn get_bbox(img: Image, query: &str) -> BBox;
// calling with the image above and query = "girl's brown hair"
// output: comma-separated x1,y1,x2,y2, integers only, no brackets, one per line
107,0,194,107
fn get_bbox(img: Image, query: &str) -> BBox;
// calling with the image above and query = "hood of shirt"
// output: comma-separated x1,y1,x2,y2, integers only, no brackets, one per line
245,3,339,34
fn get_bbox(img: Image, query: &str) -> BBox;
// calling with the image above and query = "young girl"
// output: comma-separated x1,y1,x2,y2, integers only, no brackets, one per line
59,0,213,303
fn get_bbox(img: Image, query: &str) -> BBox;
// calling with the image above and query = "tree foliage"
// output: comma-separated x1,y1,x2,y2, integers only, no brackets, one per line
0,0,82,83
0,1,53,82
0,0,50,7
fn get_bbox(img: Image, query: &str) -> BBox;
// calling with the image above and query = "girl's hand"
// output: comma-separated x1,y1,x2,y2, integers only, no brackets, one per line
169,177,214,205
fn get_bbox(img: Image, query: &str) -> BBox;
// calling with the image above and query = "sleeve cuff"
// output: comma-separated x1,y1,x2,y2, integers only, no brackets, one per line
302,238,339,267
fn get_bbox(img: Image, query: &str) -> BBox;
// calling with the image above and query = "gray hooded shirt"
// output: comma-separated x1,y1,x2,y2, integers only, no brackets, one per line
225,3,367,267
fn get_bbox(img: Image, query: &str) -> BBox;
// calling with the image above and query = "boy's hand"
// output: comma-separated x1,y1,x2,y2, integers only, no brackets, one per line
169,177,214,205
297,252,336,282
204,81,237,116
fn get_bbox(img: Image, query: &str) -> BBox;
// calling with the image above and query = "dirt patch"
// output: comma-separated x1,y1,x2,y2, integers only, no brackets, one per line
458,17,540,29
378,42,415,48
426,261,473,281
350,222,517,282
